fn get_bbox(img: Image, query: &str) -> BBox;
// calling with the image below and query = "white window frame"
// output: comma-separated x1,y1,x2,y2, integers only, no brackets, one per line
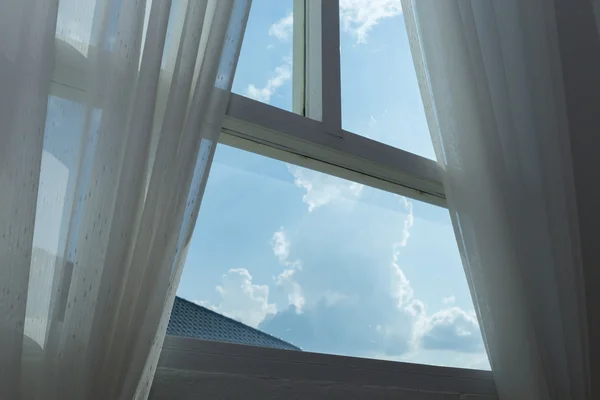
49,0,493,397
220,0,445,207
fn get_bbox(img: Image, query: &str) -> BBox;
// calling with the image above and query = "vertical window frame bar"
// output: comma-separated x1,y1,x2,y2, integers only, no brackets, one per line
300,0,342,138
292,0,306,116
320,0,342,137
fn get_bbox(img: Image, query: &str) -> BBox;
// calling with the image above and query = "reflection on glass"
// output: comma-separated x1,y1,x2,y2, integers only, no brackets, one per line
177,144,489,370
27,96,95,348
339,6,435,159
232,0,293,111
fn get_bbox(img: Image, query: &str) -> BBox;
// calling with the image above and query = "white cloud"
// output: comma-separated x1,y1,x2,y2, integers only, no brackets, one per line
405,299,425,317
340,0,402,44
261,219,485,361
391,256,414,308
385,209,484,354
192,299,214,309
272,229,291,265
269,12,294,41
400,196,414,247
390,198,415,308
288,165,363,212
276,268,305,313
323,291,353,307
272,229,291,263
246,60,291,103
205,268,277,328
271,228,302,268
411,306,484,353
442,295,456,305
271,228,305,312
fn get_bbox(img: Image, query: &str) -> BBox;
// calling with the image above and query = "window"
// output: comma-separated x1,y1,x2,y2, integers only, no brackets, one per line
168,0,490,373
48,0,491,385
232,0,294,112
339,3,435,159
177,144,489,370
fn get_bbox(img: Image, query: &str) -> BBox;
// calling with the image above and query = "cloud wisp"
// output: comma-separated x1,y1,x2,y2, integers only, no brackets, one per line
288,165,364,212
269,12,293,41
202,268,277,328
271,228,302,269
391,197,415,307
443,295,456,305
388,199,485,354
276,268,306,313
272,228,305,313
400,196,414,247
246,60,292,103
340,0,402,43
412,306,484,353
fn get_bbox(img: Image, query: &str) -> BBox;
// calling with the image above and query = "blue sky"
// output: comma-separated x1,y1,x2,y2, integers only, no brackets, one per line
176,0,490,370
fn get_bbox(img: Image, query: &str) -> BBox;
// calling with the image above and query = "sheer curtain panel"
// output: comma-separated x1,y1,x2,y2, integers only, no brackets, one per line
403,0,593,399
0,0,251,399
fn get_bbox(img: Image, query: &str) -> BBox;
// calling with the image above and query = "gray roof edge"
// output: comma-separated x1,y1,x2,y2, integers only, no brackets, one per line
173,296,301,351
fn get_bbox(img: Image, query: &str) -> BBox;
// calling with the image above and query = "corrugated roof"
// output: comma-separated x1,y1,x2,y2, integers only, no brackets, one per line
167,296,301,351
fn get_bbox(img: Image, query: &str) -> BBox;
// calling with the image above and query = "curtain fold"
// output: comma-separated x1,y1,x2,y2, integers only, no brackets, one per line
0,0,251,398
403,0,590,399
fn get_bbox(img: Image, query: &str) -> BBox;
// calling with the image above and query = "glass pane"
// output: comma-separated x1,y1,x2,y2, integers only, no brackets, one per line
232,0,294,112
175,145,489,370
26,95,101,348
339,3,435,160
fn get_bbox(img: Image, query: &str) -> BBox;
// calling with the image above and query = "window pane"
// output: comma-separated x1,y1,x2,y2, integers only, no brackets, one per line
232,0,293,112
175,145,489,370
26,96,101,348
339,3,435,160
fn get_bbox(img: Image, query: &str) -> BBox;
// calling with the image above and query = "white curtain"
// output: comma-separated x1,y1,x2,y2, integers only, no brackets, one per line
0,0,251,398
403,1,591,399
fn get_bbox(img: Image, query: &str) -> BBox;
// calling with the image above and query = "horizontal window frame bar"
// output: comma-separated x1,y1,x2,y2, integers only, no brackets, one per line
158,336,496,397
51,39,446,206
222,94,446,207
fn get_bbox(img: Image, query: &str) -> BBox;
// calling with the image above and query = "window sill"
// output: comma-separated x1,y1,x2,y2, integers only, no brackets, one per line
151,335,496,399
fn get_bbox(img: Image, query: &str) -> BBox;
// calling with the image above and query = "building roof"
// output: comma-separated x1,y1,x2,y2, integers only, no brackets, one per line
167,296,300,351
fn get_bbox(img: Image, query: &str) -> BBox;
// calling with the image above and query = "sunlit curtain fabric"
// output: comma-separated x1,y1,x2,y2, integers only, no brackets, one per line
403,0,590,399
0,0,250,398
